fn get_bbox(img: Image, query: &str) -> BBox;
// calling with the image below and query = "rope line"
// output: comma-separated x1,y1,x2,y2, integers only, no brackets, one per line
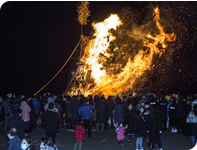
34,38,82,96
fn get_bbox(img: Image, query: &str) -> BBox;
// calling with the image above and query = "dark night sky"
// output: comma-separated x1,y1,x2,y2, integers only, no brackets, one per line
0,1,196,96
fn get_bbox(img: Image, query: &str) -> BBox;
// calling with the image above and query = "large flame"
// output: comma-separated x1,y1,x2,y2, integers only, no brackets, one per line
68,7,176,97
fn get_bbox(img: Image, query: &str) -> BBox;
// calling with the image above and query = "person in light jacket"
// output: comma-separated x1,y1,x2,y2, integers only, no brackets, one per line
20,97,31,122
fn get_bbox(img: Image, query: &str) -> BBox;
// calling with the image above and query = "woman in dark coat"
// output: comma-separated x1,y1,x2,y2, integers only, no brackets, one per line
147,107,163,150
95,97,108,134
44,103,59,144
135,106,146,150
125,102,136,143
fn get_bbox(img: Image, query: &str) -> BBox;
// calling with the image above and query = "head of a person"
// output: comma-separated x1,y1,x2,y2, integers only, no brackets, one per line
21,136,32,150
80,94,84,101
40,137,54,148
15,109,22,116
72,95,78,100
7,128,17,140
82,97,87,104
116,98,122,104
140,100,145,107
118,122,123,127
128,103,133,110
145,102,150,109
77,120,83,125
186,99,191,105
152,107,158,115
140,106,146,115
123,96,127,101
48,103,54,109
94,95,99,103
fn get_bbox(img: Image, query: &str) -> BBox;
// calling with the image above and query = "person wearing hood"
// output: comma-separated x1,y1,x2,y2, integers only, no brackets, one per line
20,97,31,122
73,121,86,150
7,128,22,150
44,102,59,144
7,109,29,139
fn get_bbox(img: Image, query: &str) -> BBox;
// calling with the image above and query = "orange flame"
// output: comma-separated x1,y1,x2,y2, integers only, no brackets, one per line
69,7,176,97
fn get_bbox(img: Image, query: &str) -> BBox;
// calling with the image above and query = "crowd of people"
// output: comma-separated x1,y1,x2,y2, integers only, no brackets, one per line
0,89,197,150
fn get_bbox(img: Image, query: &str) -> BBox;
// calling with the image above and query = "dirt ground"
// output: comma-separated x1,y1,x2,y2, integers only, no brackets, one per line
0,124,194,150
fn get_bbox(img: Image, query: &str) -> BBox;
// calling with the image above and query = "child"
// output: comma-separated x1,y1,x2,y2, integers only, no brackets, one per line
21,136,35,150
73,121,86,150
40,137,58,150
117,122,127,144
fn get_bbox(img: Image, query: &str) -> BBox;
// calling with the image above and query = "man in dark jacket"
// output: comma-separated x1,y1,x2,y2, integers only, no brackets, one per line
182,98,191,135
65,96,72,130
7,109,29,139
106,96,114,128
175,96,184,133
7,128,22,150
40,96,47,130
9,97,20,117
44,103,59,144
95,97,108,134
78,97,95,137
69,96,80,131
159,96,167,131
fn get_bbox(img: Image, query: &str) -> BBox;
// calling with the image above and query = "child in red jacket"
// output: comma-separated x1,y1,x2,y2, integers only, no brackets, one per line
73,121,86,150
